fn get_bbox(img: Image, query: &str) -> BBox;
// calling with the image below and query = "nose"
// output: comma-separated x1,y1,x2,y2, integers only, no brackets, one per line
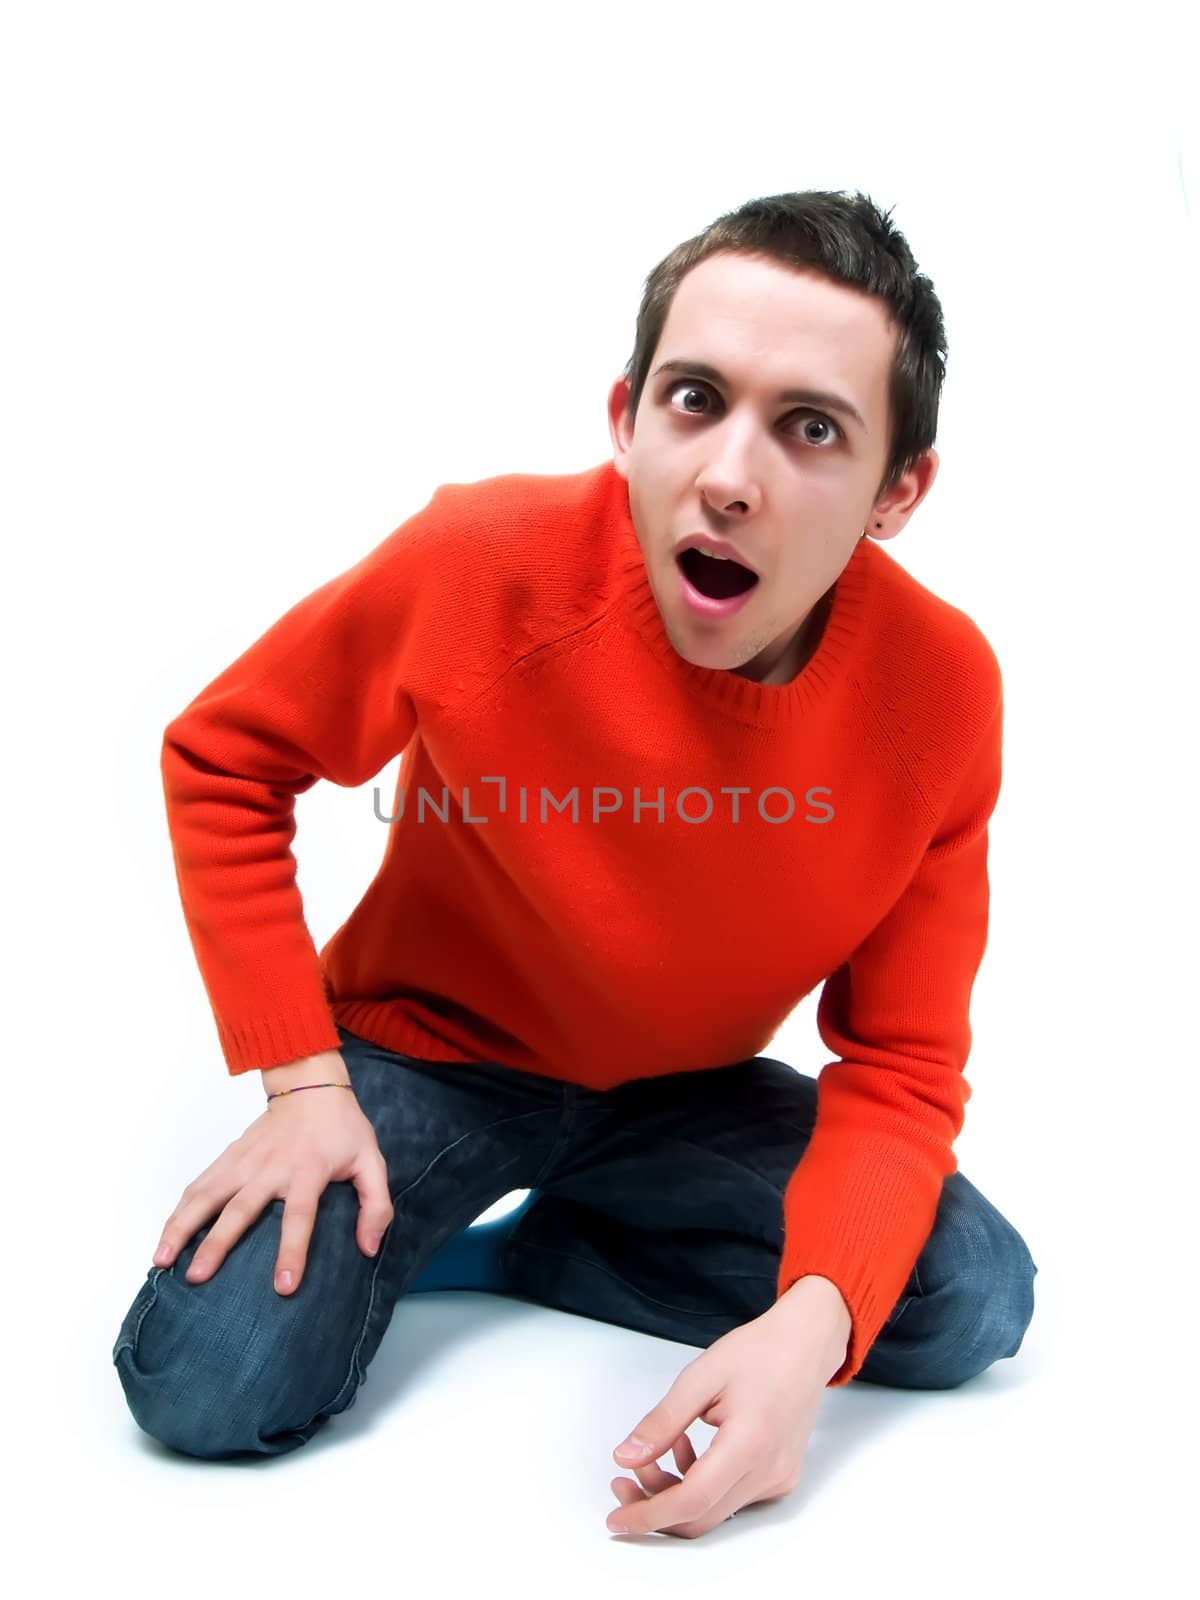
695,451,761,520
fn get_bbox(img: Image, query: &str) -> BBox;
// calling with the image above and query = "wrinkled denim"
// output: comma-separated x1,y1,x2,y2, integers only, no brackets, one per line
113,1026,1038,1458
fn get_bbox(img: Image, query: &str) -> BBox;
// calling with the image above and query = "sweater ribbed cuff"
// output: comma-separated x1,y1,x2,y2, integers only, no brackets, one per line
775,1133,945,1387
215,1006,345,1077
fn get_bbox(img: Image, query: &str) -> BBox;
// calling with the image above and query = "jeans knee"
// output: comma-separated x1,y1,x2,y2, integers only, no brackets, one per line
113,1337,346,1460
935,1245,1038,1387
111,1265,354,1460
1001,1246,1037,1356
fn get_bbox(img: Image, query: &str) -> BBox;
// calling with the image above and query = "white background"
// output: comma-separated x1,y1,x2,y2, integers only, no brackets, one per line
2,0,1195,1592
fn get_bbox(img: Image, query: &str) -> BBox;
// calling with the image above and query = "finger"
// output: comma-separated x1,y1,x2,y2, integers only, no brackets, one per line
351,1152,394,1256
632,1432,699,1524
630,1448,681,1498
183,1187,268,1283
635,1465,679,1499
676,1466,793,1538
609,1455,680,1514
273,1181,323,1293
610,1476,654,1513
670,1470,757,1539
154,1180,230,1269
621,1431,695,1481
608,1431,689,1519
607,1425,752,1537
183,1177,281,1286
613,1467,756,1541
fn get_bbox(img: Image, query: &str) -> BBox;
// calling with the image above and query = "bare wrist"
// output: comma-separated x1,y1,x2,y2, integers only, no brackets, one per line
772,1275,852,1368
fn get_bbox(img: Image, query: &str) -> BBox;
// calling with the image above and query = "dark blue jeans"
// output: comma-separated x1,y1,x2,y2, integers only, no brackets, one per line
113,1026,1038,1458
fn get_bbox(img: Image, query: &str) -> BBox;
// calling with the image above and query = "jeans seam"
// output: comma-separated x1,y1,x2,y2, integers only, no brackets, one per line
112,1266,165,1361
524,1089,578,1194
320,1217,396,1414
319,1123,543,1419
383,1108,555,1211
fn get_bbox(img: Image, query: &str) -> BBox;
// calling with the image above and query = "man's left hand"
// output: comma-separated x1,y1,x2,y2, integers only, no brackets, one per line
605,1289,847,1539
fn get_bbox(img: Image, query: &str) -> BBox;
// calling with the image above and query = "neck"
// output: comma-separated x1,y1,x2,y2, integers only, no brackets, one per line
736,588,835,687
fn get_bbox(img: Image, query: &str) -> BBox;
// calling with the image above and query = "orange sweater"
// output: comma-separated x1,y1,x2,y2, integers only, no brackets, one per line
162,458,1003,1385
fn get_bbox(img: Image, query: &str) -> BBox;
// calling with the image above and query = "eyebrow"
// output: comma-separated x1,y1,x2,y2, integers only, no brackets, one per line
651,358,867,434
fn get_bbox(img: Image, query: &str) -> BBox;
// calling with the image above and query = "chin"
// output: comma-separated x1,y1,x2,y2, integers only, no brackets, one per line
666,625,744,672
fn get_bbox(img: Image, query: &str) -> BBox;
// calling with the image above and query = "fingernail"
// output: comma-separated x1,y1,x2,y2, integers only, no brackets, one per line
276,1270,293,1291
616,1436,650,1459
154,1244,170,1265
366,1236,381,1256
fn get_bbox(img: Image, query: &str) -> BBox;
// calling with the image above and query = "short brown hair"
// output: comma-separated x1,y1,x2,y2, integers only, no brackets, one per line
623,189,948,501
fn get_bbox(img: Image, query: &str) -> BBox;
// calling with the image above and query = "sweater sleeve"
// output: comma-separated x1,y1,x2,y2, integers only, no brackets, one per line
774,684,1004,1386
160,512,441,1077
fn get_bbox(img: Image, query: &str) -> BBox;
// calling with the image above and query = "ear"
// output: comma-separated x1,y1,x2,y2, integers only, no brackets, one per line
607,375,635,481
869,447,940,539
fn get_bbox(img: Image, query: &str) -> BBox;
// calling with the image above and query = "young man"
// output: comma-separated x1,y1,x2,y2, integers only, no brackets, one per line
113,190,1037,1538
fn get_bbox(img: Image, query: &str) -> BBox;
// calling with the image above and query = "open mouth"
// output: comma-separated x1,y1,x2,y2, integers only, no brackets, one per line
677,547,760,600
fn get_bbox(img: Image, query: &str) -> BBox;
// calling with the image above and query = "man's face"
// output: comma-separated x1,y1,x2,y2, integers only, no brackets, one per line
608,250,938,685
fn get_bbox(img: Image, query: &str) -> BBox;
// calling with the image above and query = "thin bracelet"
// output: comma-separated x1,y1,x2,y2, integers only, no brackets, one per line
266,1082,356,1102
